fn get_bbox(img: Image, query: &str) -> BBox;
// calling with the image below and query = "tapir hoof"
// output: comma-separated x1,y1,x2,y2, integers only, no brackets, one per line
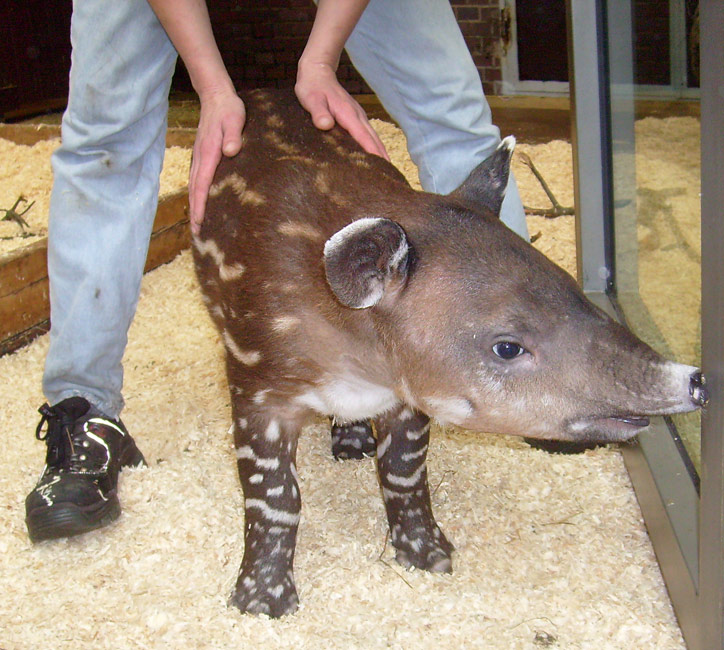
393,526,455,573
330,419,376,460
229,572,299,618
396,547,453,573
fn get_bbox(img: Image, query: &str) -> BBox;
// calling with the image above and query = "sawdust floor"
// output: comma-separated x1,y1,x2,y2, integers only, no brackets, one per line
0,140,191,256
0,118,692,649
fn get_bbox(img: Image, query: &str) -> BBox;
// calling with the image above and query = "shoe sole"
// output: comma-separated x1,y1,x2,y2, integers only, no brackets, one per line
26,435,146,543
25,449,144,543
26,496,122,543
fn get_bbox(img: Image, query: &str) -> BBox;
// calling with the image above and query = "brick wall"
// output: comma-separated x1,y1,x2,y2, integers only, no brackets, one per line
186,1,372,95
176,1,673,96
175,1,506,96
450,1,505,93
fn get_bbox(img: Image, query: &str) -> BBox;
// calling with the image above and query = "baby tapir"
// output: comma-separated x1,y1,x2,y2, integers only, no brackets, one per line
192,88,708,617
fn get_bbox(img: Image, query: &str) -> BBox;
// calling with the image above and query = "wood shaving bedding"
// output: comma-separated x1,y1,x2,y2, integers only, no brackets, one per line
0,248,686,649
0,116,693,649
0,140,191,256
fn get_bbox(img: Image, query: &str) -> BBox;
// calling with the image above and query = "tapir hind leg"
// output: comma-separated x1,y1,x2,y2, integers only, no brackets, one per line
228,401,302,617
330,418,376,460
373,405,454,572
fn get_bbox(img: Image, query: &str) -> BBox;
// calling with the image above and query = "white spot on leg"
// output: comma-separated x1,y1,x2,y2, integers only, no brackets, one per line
236,445,257,460
236,446,280,470
406,424,430,441
377,434,392,459
387,463,425,488
265,420,281,442
245,498,300,525
290,462,300,487
401,445,428,462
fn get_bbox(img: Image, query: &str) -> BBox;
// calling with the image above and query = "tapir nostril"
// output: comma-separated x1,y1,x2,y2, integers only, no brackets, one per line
689,371,709,408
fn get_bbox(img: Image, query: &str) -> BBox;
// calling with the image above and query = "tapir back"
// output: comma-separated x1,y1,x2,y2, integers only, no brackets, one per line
193,89,428,412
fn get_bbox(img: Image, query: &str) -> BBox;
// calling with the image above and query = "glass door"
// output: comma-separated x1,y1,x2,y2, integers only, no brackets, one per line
567,1,724,648
608,0,702,476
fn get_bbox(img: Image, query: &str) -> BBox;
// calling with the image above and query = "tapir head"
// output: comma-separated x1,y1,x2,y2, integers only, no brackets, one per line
323,138,708,443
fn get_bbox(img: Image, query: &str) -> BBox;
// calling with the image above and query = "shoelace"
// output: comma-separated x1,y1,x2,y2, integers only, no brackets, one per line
35,403,75,469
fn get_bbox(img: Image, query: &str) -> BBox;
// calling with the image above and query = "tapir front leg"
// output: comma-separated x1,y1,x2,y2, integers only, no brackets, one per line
228,402,302,617
373,405,454,572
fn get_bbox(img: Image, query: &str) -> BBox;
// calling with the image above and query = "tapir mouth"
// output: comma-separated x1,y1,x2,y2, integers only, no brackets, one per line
608,415,650,428
568,414,651,442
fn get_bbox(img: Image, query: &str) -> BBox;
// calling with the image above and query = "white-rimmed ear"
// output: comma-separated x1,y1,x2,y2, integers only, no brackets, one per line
323,217,411,309
449,136,515,217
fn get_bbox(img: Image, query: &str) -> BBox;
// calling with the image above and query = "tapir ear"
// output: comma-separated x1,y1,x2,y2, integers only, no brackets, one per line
449,136,515,217
324,218,411,309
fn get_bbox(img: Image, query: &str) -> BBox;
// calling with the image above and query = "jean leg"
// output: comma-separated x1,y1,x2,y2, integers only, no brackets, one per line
43,0,178,418
345,0,528,239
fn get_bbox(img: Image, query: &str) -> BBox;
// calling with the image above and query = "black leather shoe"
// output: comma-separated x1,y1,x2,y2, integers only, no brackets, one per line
25,396,146,542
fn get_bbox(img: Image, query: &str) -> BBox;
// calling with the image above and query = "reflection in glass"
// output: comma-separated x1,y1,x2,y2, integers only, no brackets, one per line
607,0,702,473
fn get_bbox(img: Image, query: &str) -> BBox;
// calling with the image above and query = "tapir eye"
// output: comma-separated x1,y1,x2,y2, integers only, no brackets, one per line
492,341,526,360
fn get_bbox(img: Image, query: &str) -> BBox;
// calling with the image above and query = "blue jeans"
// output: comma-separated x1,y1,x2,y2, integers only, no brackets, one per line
43,0,177,418
43,0,528,418
346,0,529,238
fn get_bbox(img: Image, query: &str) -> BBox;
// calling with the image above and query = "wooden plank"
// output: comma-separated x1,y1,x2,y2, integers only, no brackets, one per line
0,123,196,148
145,220,191,273
0,190,191,355
0,239,48,298
2,98,67,123
145,191,191,273
153,189,189,231
0,123,61,145
165,129,196,148
0,122,193,355
0,319,49,357
0,277,49,342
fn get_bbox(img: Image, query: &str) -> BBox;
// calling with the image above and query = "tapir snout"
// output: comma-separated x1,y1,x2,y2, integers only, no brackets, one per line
193,88,707,617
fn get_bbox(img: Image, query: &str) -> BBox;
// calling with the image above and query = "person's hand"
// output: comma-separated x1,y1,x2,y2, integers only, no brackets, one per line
295,61,389,161
188,87,246,235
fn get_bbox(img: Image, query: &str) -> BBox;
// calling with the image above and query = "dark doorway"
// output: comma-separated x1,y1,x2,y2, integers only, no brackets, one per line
516,0,569,82
0,1,72,120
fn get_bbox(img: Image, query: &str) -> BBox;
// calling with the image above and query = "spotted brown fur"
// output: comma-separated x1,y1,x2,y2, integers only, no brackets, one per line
193,88,706,617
